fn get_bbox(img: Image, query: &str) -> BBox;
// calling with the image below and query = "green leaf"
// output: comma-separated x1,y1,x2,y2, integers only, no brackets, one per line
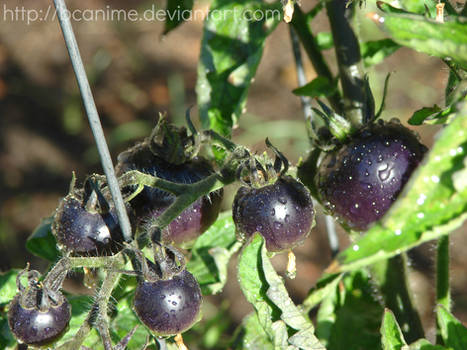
409,104,459,126
0,317,15,349
437,305,467,350
377,2,412,15
110,297,150,349
408,106,442,125
369,12,467,70
292,77,337,98
238,234,324,349
57,296,101,348
0,270,19,305
163,0,194,35
331,104,467,273
186,212,242,295
381,309,408,350
231,313,274,350
361,39,400,67
409,339,447,349
187,302,231,349
316,32,333,50
26,217,60,262
196,0,281,137
302,273,343,312
316,269,383,350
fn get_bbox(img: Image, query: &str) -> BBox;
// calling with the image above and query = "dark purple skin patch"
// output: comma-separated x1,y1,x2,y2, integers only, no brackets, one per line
149,197,217,246
317,123,427,230
134,270,202,336
8,295,71,346
232,176,315,252
53,197,123,254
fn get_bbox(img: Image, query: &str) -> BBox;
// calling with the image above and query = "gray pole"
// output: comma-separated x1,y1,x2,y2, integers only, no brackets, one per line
53,0,132,242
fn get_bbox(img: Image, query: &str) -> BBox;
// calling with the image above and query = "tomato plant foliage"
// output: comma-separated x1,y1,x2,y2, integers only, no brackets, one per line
2,0,467,349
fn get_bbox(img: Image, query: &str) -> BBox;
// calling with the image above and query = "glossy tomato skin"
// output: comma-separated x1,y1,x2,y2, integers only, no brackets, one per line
118,146,222,246
53,196,124,255
8,295,71,346
316,122,427,230
232,176,314,252
133,270,202,336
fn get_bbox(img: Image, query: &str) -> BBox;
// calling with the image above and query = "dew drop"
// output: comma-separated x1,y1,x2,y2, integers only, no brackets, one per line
395,229,402,236
378,163,393,182
417,194,426,205
431,175,440,183
417,212,425,219
274,222,283,230
353,244,359,251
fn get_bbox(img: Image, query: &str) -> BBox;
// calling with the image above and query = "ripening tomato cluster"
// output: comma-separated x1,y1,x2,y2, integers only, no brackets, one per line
7,111,426,346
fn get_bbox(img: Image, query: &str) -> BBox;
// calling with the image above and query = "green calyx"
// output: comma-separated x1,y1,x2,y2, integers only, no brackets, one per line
309,72,391,150
148,114,198,165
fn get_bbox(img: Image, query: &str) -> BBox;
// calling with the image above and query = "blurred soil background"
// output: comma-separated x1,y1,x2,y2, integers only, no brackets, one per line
0,0,466,346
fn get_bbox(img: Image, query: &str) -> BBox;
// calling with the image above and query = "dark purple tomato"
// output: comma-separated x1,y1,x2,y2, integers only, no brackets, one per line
232,176,315,252
133,269,202,336
117,146,222,247
53,196,124,255
8,294,71,346
316,122,427,230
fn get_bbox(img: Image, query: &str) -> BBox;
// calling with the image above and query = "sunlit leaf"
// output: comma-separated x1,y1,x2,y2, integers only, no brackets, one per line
196,0,281,136
381,309,407,350
316,32,333,50
436,305,467,350
302,273,343,312
0,270,19,305
186,212,242,295
368,12,467,69
238,234,324,349
361,39,400,67
231,313,274,350
408,339,447,349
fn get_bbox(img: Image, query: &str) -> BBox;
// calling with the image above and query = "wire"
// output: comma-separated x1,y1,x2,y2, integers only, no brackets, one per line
53,0,132,242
